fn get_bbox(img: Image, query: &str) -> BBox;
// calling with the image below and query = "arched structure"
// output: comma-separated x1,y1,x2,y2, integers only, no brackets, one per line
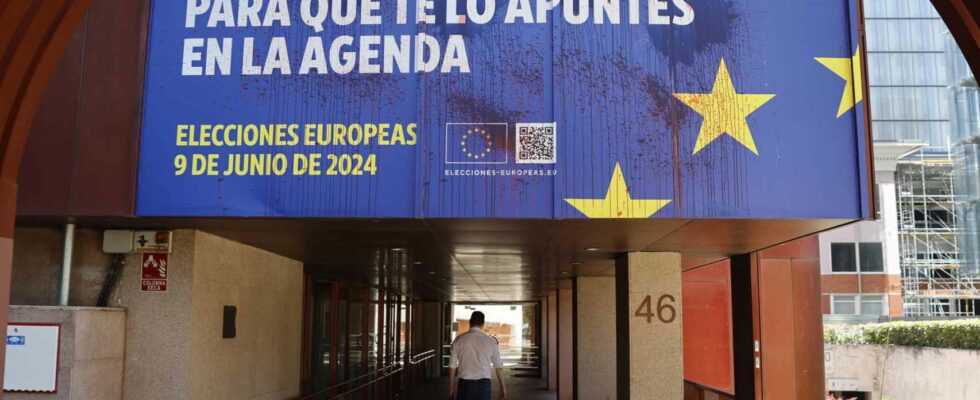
0,0,977,395
0,0,94,388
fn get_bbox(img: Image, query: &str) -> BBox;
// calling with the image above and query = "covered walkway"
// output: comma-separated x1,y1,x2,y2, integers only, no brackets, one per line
409,368,555,400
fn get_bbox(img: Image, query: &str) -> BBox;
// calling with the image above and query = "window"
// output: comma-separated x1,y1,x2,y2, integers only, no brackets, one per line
832,295,857,315
831,243,857,272
832,294,888,316
860,295,886,315
831,242,886,273
859,243,885,272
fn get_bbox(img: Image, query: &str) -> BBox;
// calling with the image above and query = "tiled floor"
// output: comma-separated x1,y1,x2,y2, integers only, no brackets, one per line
410,369,556,400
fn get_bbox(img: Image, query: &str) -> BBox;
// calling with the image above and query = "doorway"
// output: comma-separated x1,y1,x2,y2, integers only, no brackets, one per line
445,303,542,377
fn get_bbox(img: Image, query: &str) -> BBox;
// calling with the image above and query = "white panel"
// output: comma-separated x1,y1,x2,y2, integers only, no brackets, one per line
133,230,173,253
3,324,60,392
103,229,135,254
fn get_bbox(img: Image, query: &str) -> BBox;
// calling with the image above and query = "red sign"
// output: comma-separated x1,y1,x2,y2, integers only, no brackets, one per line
141,253,168,292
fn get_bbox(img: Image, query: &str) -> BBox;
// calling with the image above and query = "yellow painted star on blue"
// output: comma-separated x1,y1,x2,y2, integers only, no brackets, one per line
815,46,864,118
673,59,776,155
564,163,671,218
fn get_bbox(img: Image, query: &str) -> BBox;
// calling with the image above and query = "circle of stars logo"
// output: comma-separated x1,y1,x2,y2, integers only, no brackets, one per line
461,127,492,160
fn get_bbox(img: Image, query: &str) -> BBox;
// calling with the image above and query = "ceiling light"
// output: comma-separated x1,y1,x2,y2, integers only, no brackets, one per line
585,247,599,251
428,271,436,275
413,261,423,265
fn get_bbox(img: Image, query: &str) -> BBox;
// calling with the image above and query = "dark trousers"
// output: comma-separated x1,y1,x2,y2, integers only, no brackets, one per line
456,378,491,400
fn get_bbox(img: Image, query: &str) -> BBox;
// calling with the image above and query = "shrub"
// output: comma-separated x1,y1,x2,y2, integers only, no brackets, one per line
824,319,980,350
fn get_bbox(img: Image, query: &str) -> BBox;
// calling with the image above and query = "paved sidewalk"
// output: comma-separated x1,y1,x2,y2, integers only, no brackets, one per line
409,368,556,400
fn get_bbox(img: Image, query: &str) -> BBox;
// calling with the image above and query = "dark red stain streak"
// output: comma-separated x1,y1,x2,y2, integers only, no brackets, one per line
228,1,745,218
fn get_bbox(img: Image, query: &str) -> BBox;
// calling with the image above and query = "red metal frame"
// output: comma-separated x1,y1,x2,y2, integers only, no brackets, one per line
300,284,421,399
300,273,313,393
681,260,735,394
855,0,878,221
329,282,339,396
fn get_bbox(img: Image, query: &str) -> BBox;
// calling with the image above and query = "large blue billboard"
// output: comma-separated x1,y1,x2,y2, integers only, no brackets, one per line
137,0,872,219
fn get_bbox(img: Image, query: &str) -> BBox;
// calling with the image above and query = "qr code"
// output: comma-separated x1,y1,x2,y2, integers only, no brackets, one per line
516,123,557,164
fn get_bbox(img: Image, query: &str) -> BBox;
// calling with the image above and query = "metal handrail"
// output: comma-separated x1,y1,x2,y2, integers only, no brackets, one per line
300,350,435,399
410,349,436,365
299,363,401,400
329,364,404,399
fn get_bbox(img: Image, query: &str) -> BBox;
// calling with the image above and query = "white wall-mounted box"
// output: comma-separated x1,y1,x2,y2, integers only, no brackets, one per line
4,323,60,392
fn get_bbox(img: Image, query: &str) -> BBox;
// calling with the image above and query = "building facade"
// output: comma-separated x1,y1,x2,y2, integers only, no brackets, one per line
820,142,917,321
821,0,980,319
951,30,980,277
3,0,882,399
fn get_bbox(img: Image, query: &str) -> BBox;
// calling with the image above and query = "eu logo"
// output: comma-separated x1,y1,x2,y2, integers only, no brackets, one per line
445,123,508,164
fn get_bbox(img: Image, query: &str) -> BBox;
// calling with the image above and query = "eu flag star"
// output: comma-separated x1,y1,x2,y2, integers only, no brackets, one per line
564,163,671,218
815,45,864,118
673,59,776,155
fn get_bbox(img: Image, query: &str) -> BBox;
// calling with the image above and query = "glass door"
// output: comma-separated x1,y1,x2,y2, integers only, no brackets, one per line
309,282,335,394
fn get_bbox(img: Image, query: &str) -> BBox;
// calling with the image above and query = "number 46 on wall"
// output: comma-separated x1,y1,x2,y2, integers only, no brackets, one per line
634,294,677,324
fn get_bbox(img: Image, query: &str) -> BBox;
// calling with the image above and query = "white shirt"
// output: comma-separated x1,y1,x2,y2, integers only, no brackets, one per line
448,327,503,380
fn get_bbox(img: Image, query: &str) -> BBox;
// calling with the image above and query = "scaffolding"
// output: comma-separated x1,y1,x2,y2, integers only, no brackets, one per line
897,152,980,316
949,41,980,277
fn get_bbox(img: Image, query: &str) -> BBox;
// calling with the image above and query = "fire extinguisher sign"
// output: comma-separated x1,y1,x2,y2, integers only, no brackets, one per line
141,252,169,292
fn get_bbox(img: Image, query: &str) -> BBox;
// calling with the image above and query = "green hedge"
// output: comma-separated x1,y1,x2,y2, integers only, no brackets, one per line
824,319,980,350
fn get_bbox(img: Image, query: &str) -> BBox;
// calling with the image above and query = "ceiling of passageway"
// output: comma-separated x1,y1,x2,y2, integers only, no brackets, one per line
24,217,850,301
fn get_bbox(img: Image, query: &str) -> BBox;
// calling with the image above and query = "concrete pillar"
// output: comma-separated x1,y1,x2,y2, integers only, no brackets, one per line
110,230,303,400
877,173,901,276
616,252,683,399
576,277,616,399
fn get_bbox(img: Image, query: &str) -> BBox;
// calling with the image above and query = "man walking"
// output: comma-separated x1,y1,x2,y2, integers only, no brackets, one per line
448,311,508,400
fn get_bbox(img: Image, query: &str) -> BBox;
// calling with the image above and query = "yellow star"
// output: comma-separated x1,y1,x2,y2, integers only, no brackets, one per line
673,59,775,155
815,46,864,118
564,163,671,218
